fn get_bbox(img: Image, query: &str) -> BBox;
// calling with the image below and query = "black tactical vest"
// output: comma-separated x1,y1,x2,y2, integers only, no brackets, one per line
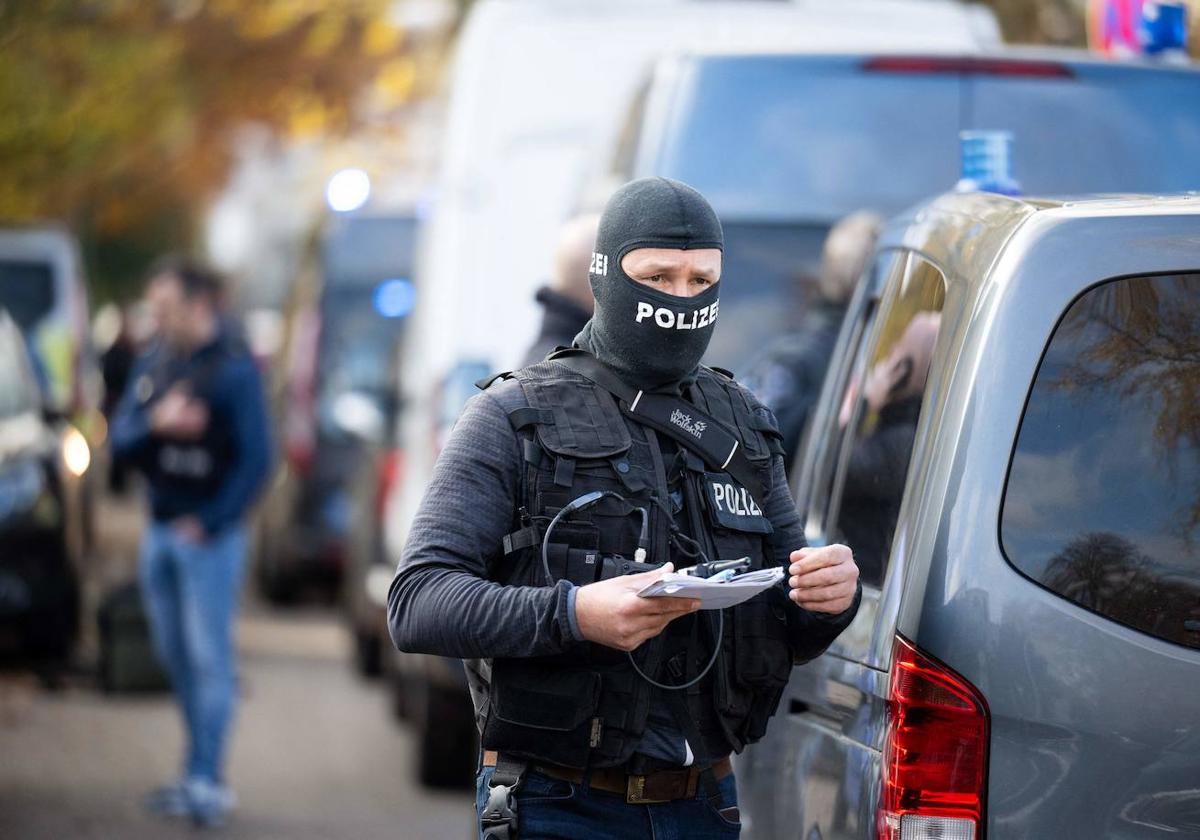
472,360,795,769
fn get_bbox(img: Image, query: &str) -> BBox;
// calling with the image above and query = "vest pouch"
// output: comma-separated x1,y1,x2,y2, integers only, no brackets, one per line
536,520,601,587
482,658,602,768
731,593,791,744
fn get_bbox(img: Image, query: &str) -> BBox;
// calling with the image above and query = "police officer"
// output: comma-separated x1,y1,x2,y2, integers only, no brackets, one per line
389,178,860,839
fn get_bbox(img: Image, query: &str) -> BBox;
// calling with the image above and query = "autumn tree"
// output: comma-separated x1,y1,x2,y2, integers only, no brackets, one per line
0,0,433,301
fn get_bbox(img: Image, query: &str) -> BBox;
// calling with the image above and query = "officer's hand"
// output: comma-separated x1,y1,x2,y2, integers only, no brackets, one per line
575,563,701,653
788,545,858,614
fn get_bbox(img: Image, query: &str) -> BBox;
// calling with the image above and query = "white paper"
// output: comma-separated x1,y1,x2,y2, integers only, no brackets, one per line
637,567,786,610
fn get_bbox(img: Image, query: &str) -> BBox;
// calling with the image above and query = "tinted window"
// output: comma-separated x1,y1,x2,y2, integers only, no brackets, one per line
968,67,1200,193
1002,274,1200,650
826,255,945,587
0,261,56,331
657,56,960,221
702,221,830,374
315,217,416,437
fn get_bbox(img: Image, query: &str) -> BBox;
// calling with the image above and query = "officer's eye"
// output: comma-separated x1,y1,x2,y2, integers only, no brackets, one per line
645,274,666,283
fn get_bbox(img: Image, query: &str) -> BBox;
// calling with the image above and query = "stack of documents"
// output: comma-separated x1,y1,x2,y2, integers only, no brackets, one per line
637,567,785,610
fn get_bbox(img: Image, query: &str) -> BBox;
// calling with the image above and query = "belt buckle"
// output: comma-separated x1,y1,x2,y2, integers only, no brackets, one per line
626,774,669,805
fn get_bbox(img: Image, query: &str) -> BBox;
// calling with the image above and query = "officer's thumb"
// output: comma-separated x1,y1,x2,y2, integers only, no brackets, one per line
628,562,673,582
650,562,673,579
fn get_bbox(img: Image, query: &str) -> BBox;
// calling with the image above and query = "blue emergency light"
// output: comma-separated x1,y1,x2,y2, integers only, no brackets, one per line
955,131,1021,196
373,278,415,319
1140,1,1188,54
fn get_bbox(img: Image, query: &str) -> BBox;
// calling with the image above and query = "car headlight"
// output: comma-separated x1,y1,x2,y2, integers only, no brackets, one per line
62,426,91,477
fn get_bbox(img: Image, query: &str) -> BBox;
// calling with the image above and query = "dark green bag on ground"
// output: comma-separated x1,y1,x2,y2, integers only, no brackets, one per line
97,582,170,693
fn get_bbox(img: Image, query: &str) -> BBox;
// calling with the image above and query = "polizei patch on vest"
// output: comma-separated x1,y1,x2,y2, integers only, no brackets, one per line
634,300,719,330
703,472,773,534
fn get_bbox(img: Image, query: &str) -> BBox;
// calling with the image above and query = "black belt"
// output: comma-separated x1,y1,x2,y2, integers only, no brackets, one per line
481,750,732,804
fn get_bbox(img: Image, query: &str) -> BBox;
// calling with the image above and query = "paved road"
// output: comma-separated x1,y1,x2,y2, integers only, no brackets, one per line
0,494,475,840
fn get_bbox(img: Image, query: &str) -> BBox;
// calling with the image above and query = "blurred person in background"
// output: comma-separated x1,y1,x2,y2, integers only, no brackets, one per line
742,211,883,466
101,305,137,492
520,213,599,367
109,257,271,828
391,178,859,839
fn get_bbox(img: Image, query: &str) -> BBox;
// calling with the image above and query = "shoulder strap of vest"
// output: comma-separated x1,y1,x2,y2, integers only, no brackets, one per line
476,370,514,391
546,348,768,507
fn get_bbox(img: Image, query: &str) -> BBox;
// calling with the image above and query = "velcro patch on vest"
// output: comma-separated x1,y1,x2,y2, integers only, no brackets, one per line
703,472,773,534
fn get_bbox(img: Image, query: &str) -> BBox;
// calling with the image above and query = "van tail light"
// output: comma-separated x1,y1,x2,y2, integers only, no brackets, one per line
863,56,1074,78
879,635,989,840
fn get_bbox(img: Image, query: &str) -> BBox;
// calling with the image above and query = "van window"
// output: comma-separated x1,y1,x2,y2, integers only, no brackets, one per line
1001,274,1200,650
825,255,945,587
659,56,960,221
0,325,38,417
0,260,56,331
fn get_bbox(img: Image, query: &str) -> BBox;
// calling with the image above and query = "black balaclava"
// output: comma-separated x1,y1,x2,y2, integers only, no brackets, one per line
575,177,723,391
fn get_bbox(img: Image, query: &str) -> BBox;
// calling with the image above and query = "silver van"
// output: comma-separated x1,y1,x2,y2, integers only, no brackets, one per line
738,192,1200,838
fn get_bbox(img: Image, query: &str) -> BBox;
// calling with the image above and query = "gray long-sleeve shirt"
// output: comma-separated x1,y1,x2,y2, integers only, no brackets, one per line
388,385,858,662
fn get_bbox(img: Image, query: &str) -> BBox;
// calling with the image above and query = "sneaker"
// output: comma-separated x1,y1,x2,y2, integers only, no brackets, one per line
185,776,237,828
143,780,190,818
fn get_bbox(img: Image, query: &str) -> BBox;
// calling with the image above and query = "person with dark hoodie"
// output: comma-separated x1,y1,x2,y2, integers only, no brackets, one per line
520,213,599,367
389,178,860,839
110,258,271,828
742,211,883,468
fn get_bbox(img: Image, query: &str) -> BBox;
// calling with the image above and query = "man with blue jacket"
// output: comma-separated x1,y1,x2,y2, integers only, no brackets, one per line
111,258,271,827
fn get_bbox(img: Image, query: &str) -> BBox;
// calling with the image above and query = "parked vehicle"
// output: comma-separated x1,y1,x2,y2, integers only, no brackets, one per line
0,225,103,549
255,211,415,603
0,311,91,668
342,349,405,678
388,0,999,790
0,226,102,420
737,192,1200,839
608,49,1200,375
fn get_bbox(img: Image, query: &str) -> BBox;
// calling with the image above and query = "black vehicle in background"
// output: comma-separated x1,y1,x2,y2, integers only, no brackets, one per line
255,212,416,604
0,311,90,668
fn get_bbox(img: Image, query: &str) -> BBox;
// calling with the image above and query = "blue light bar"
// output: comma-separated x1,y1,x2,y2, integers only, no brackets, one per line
955,131,1021,196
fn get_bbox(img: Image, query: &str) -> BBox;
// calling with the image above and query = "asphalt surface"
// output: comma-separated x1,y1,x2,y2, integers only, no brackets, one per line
0,492,475,840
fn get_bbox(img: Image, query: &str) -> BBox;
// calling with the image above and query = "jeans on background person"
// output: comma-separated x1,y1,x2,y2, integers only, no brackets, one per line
476,766,742,840
138,521,245,785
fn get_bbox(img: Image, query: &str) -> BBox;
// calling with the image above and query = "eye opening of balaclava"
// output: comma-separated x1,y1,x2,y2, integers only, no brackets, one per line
574,176,724,391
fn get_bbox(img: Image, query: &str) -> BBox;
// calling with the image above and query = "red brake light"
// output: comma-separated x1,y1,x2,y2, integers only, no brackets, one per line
880,635,990,840
375,448,404,520
864,56,1074,78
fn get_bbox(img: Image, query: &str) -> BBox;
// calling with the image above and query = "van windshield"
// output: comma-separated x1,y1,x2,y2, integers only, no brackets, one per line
315,217,416,437
657,56,960,221
0,261,56,332
655,56,1200,222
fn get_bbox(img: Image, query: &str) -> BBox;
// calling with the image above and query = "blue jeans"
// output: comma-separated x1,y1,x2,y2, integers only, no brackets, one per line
138,522,245,784
476,766,741,839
